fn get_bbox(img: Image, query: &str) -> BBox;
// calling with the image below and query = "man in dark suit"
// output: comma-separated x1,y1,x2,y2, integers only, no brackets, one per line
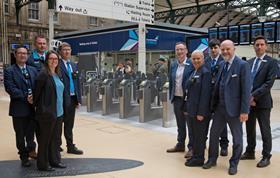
241,36,278,168
184,51,212,167
4,46,38,167
203,40,251,175
58,42,83,155
166,42,194,159
25,35,48,159
205,39,229,157
27,36,48,72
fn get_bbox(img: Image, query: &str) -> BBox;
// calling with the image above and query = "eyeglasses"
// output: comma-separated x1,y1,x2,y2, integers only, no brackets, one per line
61,48,71,51
48,57,59,61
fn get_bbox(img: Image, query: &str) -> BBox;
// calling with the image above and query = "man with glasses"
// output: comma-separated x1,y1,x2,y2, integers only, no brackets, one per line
4,46,38,167
58,42,83,155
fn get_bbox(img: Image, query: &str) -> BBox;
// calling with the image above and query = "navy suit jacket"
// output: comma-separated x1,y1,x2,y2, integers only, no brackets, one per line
184,65,212,117
212,56,251,118
205,55,224,85
248,55,278,109
4,64,38,117
169,58,193,103
26,50,45,72
59,59,81,109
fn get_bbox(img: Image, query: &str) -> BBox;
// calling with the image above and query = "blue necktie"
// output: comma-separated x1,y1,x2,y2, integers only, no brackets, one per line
251,58,261,81
67,62,75,95
222,62,229,80
22,67,32,91
211,59,216,67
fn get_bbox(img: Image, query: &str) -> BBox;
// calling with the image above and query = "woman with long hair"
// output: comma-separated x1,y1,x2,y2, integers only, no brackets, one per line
34,50,66,171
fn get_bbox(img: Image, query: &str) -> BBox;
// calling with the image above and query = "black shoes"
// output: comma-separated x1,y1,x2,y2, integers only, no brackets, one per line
51,163,67,168
67,146,83,155
185,158,204,167
166,146,185,153
220,148,228,157
228,166,237,175
21,159,31,167
257,157,270,168
29,150,37,160
202,160,217,169
240,152,255,160
59,147,64,152
38,166,55,171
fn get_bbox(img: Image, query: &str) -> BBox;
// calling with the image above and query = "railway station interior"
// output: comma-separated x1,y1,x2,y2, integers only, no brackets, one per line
1,0,280,177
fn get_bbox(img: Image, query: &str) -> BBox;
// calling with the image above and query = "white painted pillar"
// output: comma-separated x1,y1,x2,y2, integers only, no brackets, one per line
48,9,55,50
138,23,146,73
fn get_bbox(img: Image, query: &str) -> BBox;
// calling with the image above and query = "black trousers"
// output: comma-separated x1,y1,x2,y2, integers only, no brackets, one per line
208,105,243,167
245,108,272,158
37,117,62,169
60,96,77,148
173,96,193,149
188,115,210,161
12,117,31,160
220,126,229,149
26,116,39,152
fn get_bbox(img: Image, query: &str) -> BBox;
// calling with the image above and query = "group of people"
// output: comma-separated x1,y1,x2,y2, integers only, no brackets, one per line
3,34,279,175
4,36,83,171
167,36,278,175
115,59,134,75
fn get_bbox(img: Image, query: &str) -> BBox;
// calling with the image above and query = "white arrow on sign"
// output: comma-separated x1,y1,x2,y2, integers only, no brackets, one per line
56,0,154,24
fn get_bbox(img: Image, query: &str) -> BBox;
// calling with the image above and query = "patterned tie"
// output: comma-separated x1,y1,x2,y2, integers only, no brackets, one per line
21,67,27,75
251,58,261,81
222,62,229,80
211,58,216,67
67,61,75,95
22,67,32,90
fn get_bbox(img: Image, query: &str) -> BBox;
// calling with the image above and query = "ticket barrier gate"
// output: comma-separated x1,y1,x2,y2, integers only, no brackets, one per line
100,78,119,115
86,78,102,112
160,82,174,127
119,79,139,119
138,80,162,123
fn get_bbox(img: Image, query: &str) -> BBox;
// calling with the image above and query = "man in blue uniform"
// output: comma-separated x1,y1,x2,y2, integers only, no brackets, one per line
203,40,251,175
4,46,38,167
205,39,229,157
241,36,278,168
58,42,83,155
27,36,48,72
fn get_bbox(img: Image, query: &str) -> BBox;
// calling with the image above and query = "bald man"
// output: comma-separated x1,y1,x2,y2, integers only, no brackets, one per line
184,51,212,167
203,40,251,175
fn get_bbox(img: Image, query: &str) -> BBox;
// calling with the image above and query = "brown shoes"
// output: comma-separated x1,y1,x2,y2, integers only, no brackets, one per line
29,150,37,160
166,146,185,153
184,149,193,159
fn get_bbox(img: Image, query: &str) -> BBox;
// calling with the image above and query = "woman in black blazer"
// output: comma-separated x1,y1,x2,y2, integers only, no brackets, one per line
34,50,66,171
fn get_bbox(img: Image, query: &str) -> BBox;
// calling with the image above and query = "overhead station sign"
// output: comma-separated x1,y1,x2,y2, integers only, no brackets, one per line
56,0,154,24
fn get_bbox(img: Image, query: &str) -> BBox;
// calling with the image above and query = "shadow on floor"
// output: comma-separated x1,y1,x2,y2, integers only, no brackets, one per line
0,158,144,177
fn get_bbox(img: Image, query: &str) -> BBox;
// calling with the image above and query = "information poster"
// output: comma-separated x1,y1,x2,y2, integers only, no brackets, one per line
228,26,239,44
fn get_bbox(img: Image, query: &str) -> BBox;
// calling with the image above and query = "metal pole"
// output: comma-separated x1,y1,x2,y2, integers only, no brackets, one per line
3,1,8,64
138,23,146,74
0,0,4,63
48,9,55,50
